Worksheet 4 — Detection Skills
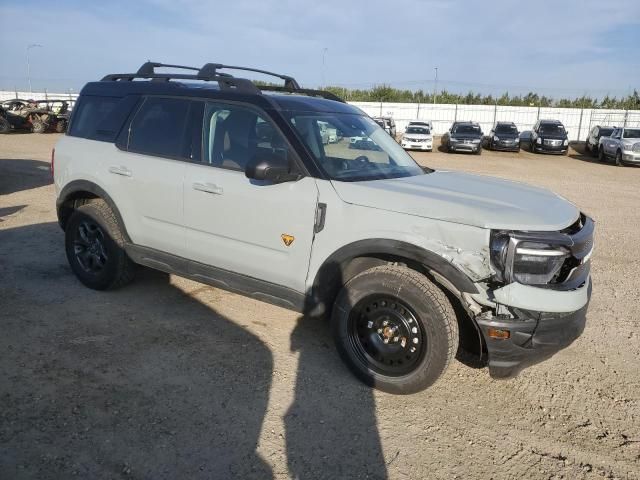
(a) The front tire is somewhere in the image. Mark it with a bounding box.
[31,120,46,134]
[598,147,606,163]
[332,265,458,394]
[0,117,10,134]
[65,200,135,290]
[615,150,623,167]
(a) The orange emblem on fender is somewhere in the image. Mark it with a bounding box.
[281,234,295,247]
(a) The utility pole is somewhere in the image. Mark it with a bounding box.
[321,48,328,89]
[433,67,438,105]
[27,44,43,94]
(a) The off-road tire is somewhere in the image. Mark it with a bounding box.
[65,200,135,290]
[31,120,46,134]
[332,265,458,394]
[0,117,10,134]
[55,120,67,133]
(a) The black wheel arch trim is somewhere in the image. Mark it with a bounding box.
[56,180,131,242]
[308,239,479,315]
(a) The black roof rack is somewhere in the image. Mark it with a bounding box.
[101,61,344,102]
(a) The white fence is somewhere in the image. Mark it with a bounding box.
[3,90,638,141]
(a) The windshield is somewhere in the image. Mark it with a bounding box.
[495,124,518,134]
[539,124,565,135]
[599,128,614,137]
[406,127,430,135]
[453,125,481,135]
[623,129,640,139]
[287,112,426,182]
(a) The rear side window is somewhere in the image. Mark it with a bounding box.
[128,97,190,158]
[68,96,120,139]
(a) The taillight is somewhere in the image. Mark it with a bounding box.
[51,148,55,178]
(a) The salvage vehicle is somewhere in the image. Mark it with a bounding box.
[443,121,483,154]
[528,120,569,155]
[400,125,433,151]
[53,61,594,394]
[585,125,615,156]
[486,122,520,152]
[0,99,70,133]
[598,127,640,166]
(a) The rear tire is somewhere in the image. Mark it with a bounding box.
[31,120,46,134]
[55,120,67,133]
[332,265,458,394]
[65,200,135,290]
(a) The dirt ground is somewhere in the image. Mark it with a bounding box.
[1,133,639,480]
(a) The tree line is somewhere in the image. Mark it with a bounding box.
[323,85,640,110]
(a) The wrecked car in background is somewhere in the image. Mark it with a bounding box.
[0,99,71,134]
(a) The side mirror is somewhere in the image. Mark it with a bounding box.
[245,152,300,183]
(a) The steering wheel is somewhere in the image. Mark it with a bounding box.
[353,155,370,164]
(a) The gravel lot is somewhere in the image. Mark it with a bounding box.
[1,133,639,480]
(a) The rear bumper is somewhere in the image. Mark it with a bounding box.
[476,279,591,378]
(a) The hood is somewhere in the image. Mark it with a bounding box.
[331,171,579,231]
[494,132,519,139]
[538,131,567,139]
[451,133,483,140]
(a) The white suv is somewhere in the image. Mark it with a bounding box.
[53,62,594,394]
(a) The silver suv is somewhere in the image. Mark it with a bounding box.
[53,62,594,394]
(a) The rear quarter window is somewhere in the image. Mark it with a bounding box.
[68,95,139,142]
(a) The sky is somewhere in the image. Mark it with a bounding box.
[1,0,639,99]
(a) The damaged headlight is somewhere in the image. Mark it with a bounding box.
[490,233,570,285]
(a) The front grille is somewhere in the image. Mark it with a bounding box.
[544,139,562,146]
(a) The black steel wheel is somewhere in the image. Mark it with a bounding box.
[332,265,458,394]
[348,295,426,377]
[65,200,135,290]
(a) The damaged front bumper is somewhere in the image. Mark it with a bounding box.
[473,277,592,378]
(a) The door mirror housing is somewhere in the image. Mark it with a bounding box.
[245,152,300,183]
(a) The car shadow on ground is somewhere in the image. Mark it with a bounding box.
[0,221,388,480]
[0,158,52,195]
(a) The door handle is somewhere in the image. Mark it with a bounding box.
[108,165,132,177]
[193,182,223,195]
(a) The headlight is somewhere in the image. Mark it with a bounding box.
[450,137,459,143]
[490,233,570,285]
[494,136,500,141]
[536,137,542,144]
[623,142,635,152]
[564,139,569,146]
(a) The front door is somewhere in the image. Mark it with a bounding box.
[183,102,318,292]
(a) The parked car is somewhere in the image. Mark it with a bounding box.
[372,116,396,138]
[443,121,483,154]
[585,125,615,156]
[54,61,594,394]
[319,120,338,144]
[598,127,640,166]
[486,122,520,152]
[400,125,433,151]
[528,120,569,155]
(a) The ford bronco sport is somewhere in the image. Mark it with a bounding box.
[54,62,594,394]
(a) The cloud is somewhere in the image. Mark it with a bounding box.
[0,0,638,98]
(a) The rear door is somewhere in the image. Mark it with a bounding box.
[109,96,196,257]
[183,101,319,292]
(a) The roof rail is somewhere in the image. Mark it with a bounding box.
[101,61,344,102]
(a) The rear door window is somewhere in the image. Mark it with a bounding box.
[128,97,190,158]
[68,96,121,139]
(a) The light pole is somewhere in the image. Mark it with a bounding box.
[27,43,43,94]
[321,48,328,89]
[433,67,438,105]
